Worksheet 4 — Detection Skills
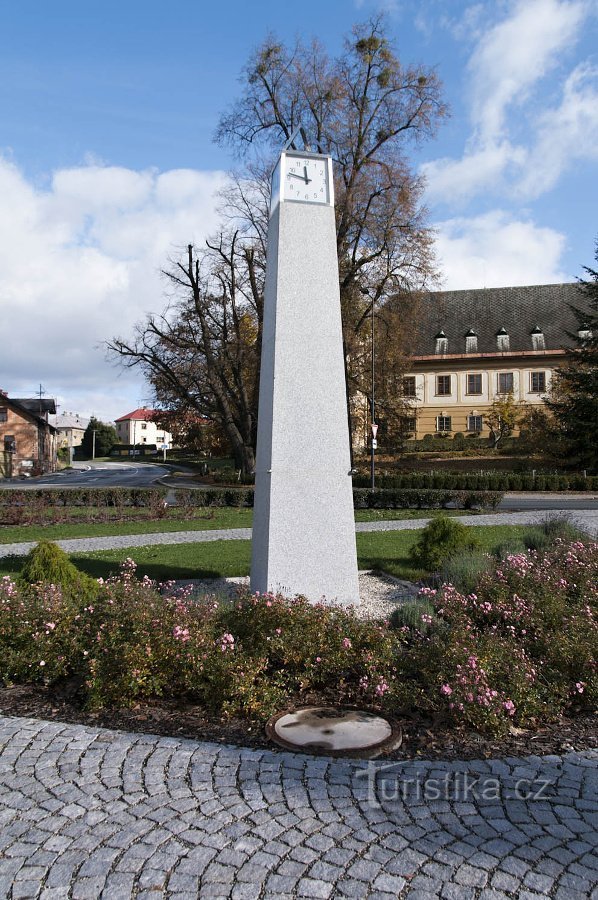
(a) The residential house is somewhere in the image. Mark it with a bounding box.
[114,408,173,451]
[0,391,58,477]
[49,413,90,453]
[398,282,587,440]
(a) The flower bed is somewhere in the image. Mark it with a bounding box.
[0,540,595,739]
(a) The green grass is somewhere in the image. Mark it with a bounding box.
[0,508,254,543]
[0,506,471,544]
[0,524,532,584]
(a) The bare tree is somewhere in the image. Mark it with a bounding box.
[108,238,262,475]
[217,17,446,439]
[109,17,446,466]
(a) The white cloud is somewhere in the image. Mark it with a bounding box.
[517,61,598,197]
[422,140,525,204]
[435,211,568,289]
[468,0,586,141]
[423,0,591,205]
[0,157,228,420]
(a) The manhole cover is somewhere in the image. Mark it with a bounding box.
[266,706,401,757]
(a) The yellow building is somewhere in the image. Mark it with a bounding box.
[402,283,588,439]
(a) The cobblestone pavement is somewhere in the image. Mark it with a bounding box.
[0,717,596,899]
[1,509,597,558]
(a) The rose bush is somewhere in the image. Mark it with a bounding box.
[1,539,595,736]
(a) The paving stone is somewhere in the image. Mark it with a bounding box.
[454,864,489,887]
[296,877,335,898]
[441,885,476,900]
[1,716,596,900]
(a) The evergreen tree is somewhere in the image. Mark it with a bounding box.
[547,242,598,471]
[81,417,118,458]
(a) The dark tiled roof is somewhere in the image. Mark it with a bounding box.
[410,283,587,356]
[2,397,57,430]
[13,398,57,415]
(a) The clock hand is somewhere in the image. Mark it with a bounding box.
[303,166,312,184]
[287,172,307,180]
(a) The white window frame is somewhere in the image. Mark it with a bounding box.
[467,415,483,432]
[466,373,482,395]
[436,375,452,396]
[436,415,452,433]
[530,371,546,393]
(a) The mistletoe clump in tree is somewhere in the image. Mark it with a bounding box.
[108,17,446,475]
[547,242,598,471]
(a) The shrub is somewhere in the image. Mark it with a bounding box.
[493,539,527,560]
[19,541,98,600]
[389,597,437,633]
[215,593,401,717]
[441,551,493,595]
[1,541,595,739]
[402,539,598,734]
[409,516,480,571]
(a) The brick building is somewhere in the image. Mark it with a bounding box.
[0,392,58,478]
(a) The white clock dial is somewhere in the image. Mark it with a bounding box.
[283,154,329,204]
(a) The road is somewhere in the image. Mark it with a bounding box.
[0,461,170,489]
[1,463,597,514]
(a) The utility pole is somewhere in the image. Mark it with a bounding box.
[92,429,96,460]
[370,296,377,490]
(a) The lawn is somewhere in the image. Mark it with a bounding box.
[0,524,532,583]
[0,506,473,544]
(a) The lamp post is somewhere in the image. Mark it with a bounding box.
[370,294,376,490]
[360,287,377,490]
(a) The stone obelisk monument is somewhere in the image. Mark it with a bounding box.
[250,136,359,605]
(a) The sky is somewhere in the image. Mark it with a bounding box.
[0,0,596,423]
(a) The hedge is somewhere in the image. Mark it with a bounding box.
[0,488,169,524]
[0,488,168,509]
[352,488,503,510]
[0,486,503,521]
[352,472,598,492]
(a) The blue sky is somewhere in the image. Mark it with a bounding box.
[0,0,596,422]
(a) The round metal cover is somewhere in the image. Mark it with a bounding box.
[266,706,400,757]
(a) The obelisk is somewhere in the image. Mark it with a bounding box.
[250,138,359,605]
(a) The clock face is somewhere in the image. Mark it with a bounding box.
[283,154,329,204]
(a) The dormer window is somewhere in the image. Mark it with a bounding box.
[465,329,478,353]
[531,326,545,350]
[435,329,448,354]
[578,325,593,343]
[496,327,510,351]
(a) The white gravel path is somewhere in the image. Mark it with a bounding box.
[165,570,421,619]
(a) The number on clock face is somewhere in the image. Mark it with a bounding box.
[283,155,329,204]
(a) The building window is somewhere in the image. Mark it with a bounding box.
[467,415,483,433]
[4,435,16,452]
[498,372,514,393]
[436,375,452,396]
[466,373,482,394]
[400,416,416,433]
[465,330,478,353]
[530,371,546,393]
[402,376,416,397]
[531,327,545,350]
[436,416,451,433]
[141,423,147,430]
[0,407,7,423]
[435,330,448,354]
[496,328,510,351]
